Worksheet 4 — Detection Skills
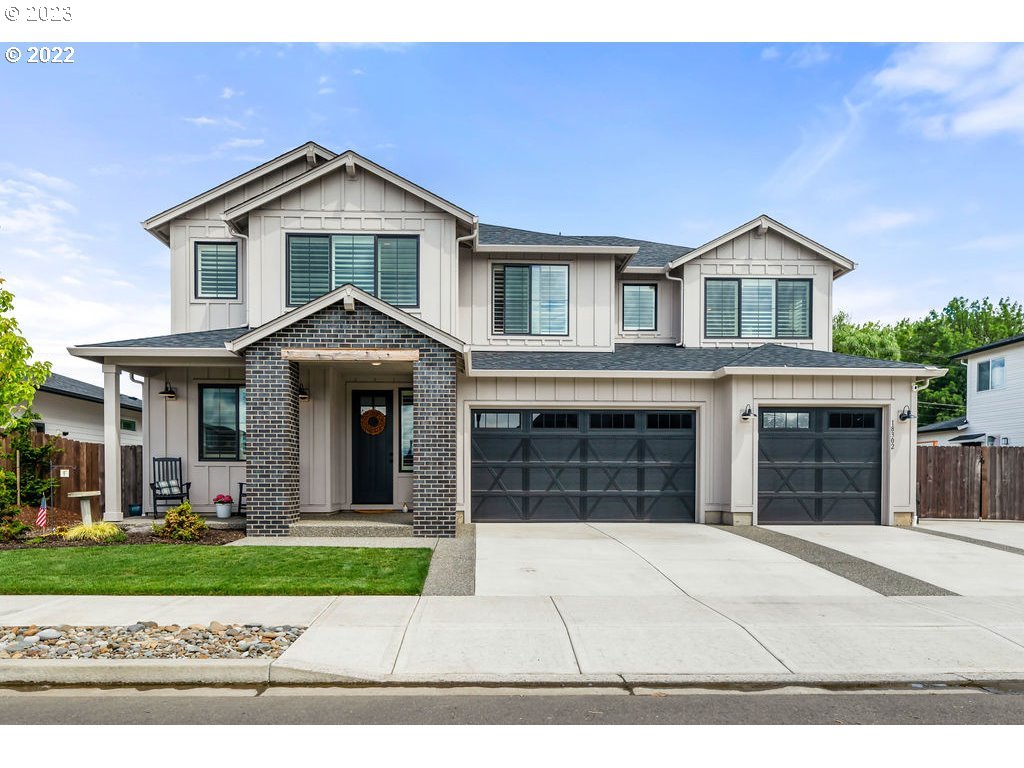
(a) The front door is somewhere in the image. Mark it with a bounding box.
[352,390,394,505]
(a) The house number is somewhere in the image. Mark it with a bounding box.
[890,420,895,451]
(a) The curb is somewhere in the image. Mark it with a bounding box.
[0,659,270,685]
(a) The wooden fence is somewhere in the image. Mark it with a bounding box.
[0,432,143,516]
[917,446,1024,520]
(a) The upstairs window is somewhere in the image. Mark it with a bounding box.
[705,278,811,339]
[622,284,657,331]
[195,242,239,300]
[492,264,569,336]
[978,358,1005,391]
[286,234,419,307]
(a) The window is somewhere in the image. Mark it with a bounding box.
[762,412,811,430]
[399,389,414,472]
[590,412,636,429]
[286,234,419,307]
[199,385,246,461]
[473,412,522,429]
[492,264,569,335]
[828,411,876,429]
[978,358,1005,392]
[622,284,657,331]
[531,412,578,429]
[195,242,239,300]
[647,412,693,430]
[704,278,811,339]
[120,418,137,432]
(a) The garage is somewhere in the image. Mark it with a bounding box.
[758,407,882,524]
[471,409,696,522]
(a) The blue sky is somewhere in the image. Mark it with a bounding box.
[2,42,1023,390]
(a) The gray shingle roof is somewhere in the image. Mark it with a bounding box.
[918,415,968,433]
[83,327,249,349]
[470,343,930,372]
[479,223,693,268]
[40,373,143,411]
[951,333,1024,360]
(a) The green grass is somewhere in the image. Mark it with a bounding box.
[0,545,432,596]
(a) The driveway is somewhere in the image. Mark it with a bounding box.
[475,523,875,598]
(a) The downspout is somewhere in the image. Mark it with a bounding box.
[455,217,479,343]
[665,266,685,347]
[224,216,250,328]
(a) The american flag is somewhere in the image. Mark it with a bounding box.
[35,497,47,529]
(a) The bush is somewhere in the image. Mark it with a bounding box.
[61,522,126,543]
[0,519,30,541]
[153,500,207,542]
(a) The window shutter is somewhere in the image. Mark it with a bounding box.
[622,284,656,331]
[332,235,376,295]
[705,280,739,337]
[740,279,775,337]
[775,281,811,337]
[377,237,419,306]
[196,243,238,299]
[288,236,331,305]
[530,264,569,335]
[493,265,530,334]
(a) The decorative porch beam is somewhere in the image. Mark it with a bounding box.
[281,348,421,362]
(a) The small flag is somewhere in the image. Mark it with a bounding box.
[36,497,47,529]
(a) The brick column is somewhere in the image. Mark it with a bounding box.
[244,346,300,536]
[412,346,458,538]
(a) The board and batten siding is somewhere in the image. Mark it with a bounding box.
[964,342,1024,445]
[458,251,617,350]
[679,228,834,351]
[244,166,459,333]
[614,274,680,344]
[32,391,142,446]
[168,157,313,334]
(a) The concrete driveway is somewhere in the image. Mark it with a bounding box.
[475,523,875,598]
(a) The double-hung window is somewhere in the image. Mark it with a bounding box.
[199,384,246,461]
[195,242,239,300]
[704,278,811,339]
[978,358,1005,392]
[622,283,657,331]
[492,263,569,335]
[287,234,418,307]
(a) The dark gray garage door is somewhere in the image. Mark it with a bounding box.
[471,409,696,522]
[758,407,882,525]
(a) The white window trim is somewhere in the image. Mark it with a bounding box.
[192,239,244,304]
[488,259,574,340]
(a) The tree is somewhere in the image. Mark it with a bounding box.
[832,311,901,361]
[0,277,51,431]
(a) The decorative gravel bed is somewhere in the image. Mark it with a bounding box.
[0,622,305,659]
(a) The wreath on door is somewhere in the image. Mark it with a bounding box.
[360,409,387,436]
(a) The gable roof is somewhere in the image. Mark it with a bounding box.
[918,415,968,433]
[142,142,335,238]
[951,333,1024,360]
[226,284,466,354]
[665,214,856,277]
[222,150,476,227]
[40,372,144,411]
[478,223,692,267]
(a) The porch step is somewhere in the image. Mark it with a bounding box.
[289,513,414,538]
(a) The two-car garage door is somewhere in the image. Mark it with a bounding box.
[470,409,696,522]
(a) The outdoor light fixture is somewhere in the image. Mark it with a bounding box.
[371,361,383,367]
[898,405,915,422]
[740,404,756,422]
[157,381,177,400]
[298,384,311,402]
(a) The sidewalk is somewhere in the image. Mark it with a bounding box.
[4,592,1024,687]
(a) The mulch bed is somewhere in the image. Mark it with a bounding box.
[12,504,83,529]
[0,528,245,551]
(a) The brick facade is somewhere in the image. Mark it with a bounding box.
[242,298,460,538]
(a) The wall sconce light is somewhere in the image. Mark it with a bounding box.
[157,381,177,400]
[740,404,756,422]
[898,405,915,422]
[298,384,311,402]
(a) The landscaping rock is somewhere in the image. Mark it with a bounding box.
[37,628,62,640]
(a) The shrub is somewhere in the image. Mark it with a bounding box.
[61,522,126,543]
[0,518,30,541]
[153,500,207,542]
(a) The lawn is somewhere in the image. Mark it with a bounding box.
[0,545,433,596]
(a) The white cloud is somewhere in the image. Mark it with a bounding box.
[767,98,863,194]
[318,87,335,96]
[957,233,1024,251]
[18,169,75,192]
[760,47,779,61]
[219,138,264,150]
[221,87,244,100]
[183,115,244,129]
[790,44,831,68]
[351,68,365,75]
[849,208,929,233]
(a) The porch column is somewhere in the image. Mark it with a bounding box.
[102,362,123,521]
[412,347,459,538]
[244,346,300,536]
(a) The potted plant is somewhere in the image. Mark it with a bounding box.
[212,494,233,519]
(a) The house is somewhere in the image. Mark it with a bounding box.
[31,372,143,446]
[68,142,946,536]
[918,333,1024,446]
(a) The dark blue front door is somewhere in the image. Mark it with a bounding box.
[352,390,393,505]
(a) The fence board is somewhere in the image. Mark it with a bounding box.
[918,445,1024,521]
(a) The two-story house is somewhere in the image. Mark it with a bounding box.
[69,142,945,537]
[918,334,1024,446]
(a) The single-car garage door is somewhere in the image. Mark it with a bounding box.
[758,407,882,525]
[471,409,696,522]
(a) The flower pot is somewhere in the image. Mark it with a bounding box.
[214,503,232,519]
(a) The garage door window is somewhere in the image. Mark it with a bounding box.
[647,412,693,429]
[762,411,810,429]
[828,411,877,429]
[473,412,522,429]
[590,412,636,429]
[531,412,578,429]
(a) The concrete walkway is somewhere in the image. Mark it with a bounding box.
[917,520,1024,551]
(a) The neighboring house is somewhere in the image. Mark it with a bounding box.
[918,334,1024,446]
[33,372,143,446]
[69,142,945,535]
